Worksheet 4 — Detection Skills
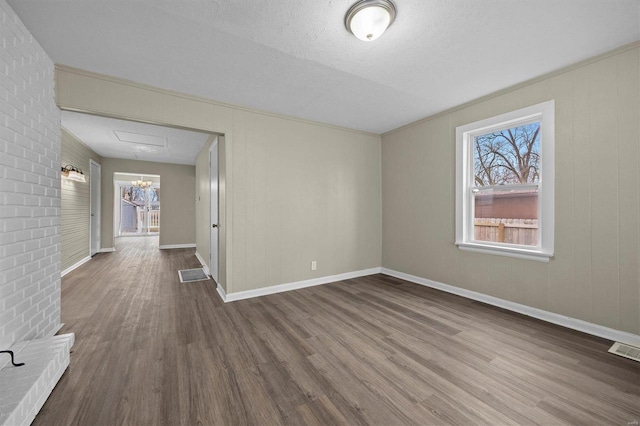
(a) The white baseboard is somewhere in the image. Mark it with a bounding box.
[381,267,640,347]
[159,243,196,250]
[217,283,227,302]
[194,251,211,276]
[61,256,91,277]
[98,248,115,253]
[219,267,382,303]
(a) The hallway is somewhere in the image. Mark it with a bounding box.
[35,236,223,424]
[34,237,640,425]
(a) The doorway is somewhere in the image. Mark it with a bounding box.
[60,108,224,286]
[115,173,160,237]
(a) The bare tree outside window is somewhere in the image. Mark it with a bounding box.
[472,122,541,246]
[473,123,540,186]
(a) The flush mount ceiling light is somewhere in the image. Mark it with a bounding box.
[345,0,396,41]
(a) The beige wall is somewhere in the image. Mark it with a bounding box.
[382,45,640,335]
[61,128,102,271]
[56,65,382,295]
[100,158,196,248]
[228,111,381,293]
[193,109,381,295]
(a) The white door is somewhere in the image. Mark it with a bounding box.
[90,160,101,256]
[210,139,219,283]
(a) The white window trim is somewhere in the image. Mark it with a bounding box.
[455,100,555,262]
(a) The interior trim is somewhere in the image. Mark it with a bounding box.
[158,244,196,250]
[216,282,227,302]
[212,262,640,346]
[381,267,640,347]
[61,256,91,277]
[194,251,211,277]
[216,267,383,303]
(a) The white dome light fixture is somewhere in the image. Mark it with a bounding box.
[345,0,396,42]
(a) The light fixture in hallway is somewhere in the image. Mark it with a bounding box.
[345,0,396,41]
[131,176,153,188]
[61,165,86,182]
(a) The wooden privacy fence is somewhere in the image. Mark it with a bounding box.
[474,218,538,246]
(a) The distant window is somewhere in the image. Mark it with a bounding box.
[455,101,555,261]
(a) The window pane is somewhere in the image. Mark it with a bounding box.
[473,122,540,186]
[474,187,538,246]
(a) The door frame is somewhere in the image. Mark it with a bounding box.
[209,138,219,283]
[58,102,229,291]
[114,175,160,238]
[89,159,101,256]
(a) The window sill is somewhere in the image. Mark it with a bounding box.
[456,242,552,262]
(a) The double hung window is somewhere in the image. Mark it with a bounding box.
[455,100,555,261]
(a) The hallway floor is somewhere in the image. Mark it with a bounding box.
[35,237,640,425]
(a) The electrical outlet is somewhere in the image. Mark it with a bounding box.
[311,260,317,271]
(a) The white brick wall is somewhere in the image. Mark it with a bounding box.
[0,0,61,351]
[0,333,74,426]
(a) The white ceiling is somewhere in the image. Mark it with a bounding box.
[61,111,211,165]
[9,0,640,134]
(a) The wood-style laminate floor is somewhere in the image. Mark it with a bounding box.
[35,236,640,425]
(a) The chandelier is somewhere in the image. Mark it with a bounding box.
[131,176,153,188]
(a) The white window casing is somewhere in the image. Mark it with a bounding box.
[455,100,555,262]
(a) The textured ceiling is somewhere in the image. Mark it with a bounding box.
[9,0,640,134]
[62,111,211,165]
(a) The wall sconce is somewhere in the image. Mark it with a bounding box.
[61,165,86,182]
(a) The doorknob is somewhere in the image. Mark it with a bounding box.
[212,224,218,228]
[91,214,95,217]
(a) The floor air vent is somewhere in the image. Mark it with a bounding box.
[178,268,209,283]
[608,342,640,362]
